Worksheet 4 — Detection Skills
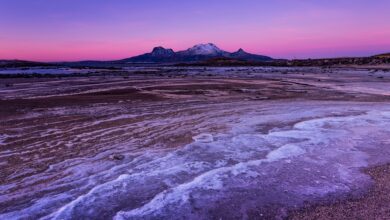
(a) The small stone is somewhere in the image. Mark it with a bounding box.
[110,154,125,160]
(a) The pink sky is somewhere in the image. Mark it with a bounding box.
[1,0,389,61]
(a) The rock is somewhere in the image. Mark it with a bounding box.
[110,154,125,160]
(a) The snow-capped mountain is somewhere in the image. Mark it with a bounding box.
[122,43,272,63]
[178,43,227,56]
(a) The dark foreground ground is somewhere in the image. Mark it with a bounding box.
[289,163,390,220]
[1,66,390,219]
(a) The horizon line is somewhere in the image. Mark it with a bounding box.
[1,52,387,63]
[1,43,389,63]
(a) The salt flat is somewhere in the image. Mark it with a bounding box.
[0,66,390,219]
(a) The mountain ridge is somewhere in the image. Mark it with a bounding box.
[121,43,273,63]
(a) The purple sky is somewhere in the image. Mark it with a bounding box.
[1,0,389,61]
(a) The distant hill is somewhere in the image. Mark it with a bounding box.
[120,43,273,63]
[288,55,390,66]
[374,53,390,58]
[177,55,390,67]
[0,60,53,68]
[176,57,287,67]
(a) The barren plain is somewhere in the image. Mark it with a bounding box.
[1,66,390,219]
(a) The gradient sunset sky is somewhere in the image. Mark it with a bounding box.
[1,0,389,61]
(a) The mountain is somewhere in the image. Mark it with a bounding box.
[177,43,228,56]
[229,48,272,62]
[126,46,176,62]
[150,47,175,57]
[121,43,272,63]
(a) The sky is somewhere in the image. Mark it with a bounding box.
[0,0,389,61]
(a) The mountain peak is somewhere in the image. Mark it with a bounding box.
[236,48,246,53]
[152,46,165,51]
[186,43,224,55]
[193,43,218,48]
[151,47,175,56]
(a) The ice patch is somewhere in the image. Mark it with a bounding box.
[2,102,390,219]
[192,133,214,143]
[267,144,305,161]
[0,134,9,146]
[380,111,390,118]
